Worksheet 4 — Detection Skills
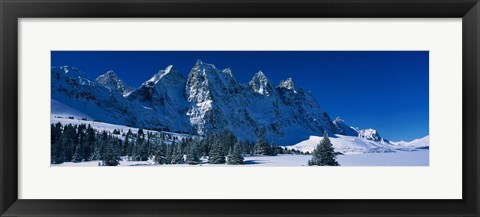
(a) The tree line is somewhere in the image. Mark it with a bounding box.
[51,122,307,166]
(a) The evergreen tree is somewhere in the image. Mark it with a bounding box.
[85,125,96,160]
[133,130,148,161]
[227,141,244,165]
[308,132,339,166]
[220,129,236,155]
[208,141,226,164]
[166,141,175,164]
[101,138,121,166]
[185,141,201,165]
[265,141,278,156]
[71,124,87,162]
[138,129,144,137]
[200,138,210,157]
[91,130,108,161]
[147,132,158,157]
[71,144,83,162]
[154,141,169,165]
[51,123,65,164]
[124,129,134,157]
[255,128,271,155]
[170,143,185,164]
[61,124,78,161]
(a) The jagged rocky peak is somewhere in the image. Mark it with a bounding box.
[333,117,359,136]
[334,117,388,142]
[185,60,213,102]
[97,70,117,78]
[96,70,134,95]
[192,59,216,72]
[186,60,239,102]
[145,65,184,86]
[221,67,236,80]
[195,59,204,66]
[192,59,236,80]
[52,65,84,76]
[95,70,120,85]
[277,78,297,92]
[357,128,382,141]
[249,71,275,96]
[129,65,186,101]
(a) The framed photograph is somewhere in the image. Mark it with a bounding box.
[1,0,479,216]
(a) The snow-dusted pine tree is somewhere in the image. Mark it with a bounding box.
[308,132,339,166]
[154,141,169,165]
[208,141,226,164]
[227,141,244,165]
[185,142,201,165]
[51,123,65,164]
[255,128,270,155]
[171,143,185,164]
[101,138,121,166]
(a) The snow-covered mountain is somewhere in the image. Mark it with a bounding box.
[288,134,396,154]
[356,128,387,142]
[126,65,192,133]
[51,60,421,148]
[289,132,429,154]
[182,60,336,145]
[95,70,134,96]
[392,135,429,149]
[51,66,134,125]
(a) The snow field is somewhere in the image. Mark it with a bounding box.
[53,150,428,167]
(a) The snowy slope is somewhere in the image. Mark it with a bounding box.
[289,134,398,154]
[51,115,195,143]
[290,133,429,154]
[392,135,429,148]
[51,99,92,119]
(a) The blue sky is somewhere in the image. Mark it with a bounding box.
[51,51,429,141]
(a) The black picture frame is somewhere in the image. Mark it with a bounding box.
[1,0,479,216]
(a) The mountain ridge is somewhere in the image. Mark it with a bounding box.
[51,60,407,146]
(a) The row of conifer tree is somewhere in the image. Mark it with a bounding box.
[51,122,306,166]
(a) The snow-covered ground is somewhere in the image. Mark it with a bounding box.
[52,115,145,135]
[51,99,92,119]
[337,150,428,166]
[289,134,429,154]
[51,115,195,142]
[52,150,429,167]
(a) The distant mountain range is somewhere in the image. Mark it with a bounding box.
[51,60,427,148]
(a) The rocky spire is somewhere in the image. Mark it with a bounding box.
[277,78,297,93]
[249,71,274,96]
